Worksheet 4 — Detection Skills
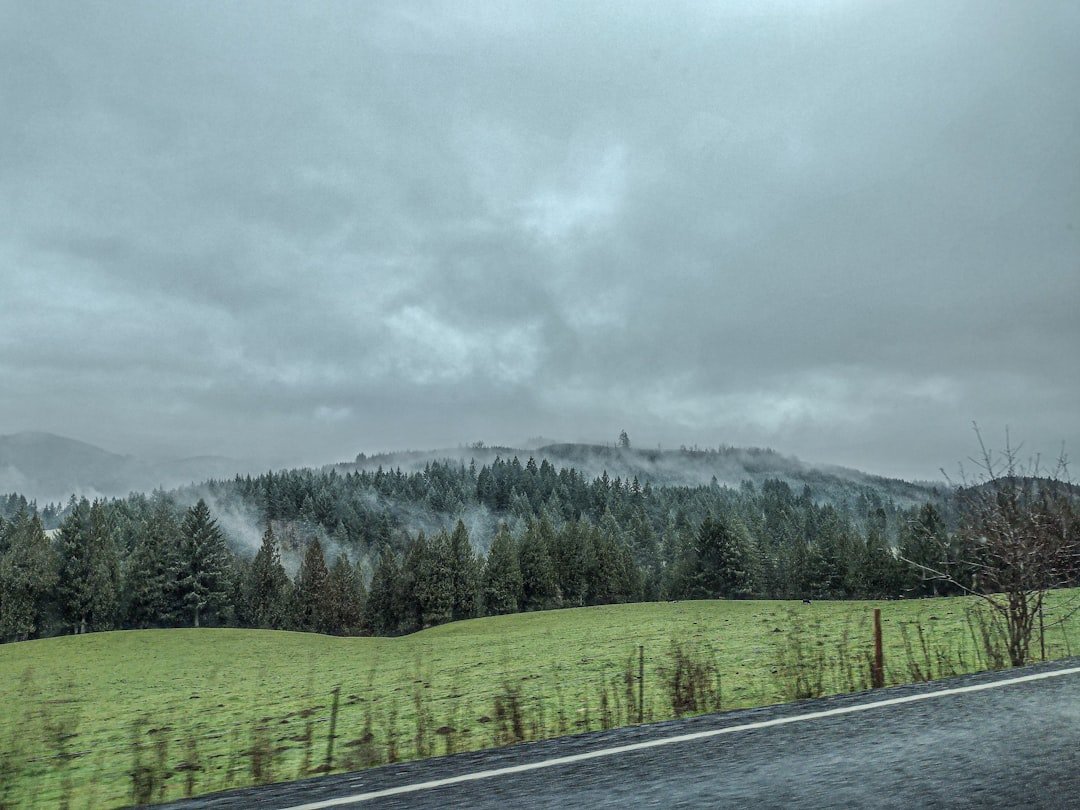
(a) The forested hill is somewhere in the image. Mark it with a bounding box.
[345,443,942,508]
[0,440,972,644]
[1,446,967,643]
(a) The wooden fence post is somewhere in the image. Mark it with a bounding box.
[638,645,645,724]
[326,686,341,770]
[1039,601,1046,661]
[872,608,885,689]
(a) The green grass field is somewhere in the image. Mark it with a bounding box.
[2,592,1078,808]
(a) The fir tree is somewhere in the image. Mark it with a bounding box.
[366,544,401,635]
[56,498,120,634]
[245,525,290,629]
[483,524,522,615]
[325,553,365,635]
[0,509,58,641]
[175,499,233,628]
[550,520,590,607]
[293,538,330,633]
[519,519,559,610]
[860,514,901,599]
[899,503,948,596]
[398,531,429,633]
[691,515,752,599]
[447,520,479,621]
[416,531,453,628]
[125,497,181,628]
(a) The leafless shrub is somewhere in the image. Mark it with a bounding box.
[901,427,1079,667]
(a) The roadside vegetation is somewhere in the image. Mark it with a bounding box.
[2,592,1078,808]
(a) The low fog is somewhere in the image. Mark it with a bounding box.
[1,1,1077,482]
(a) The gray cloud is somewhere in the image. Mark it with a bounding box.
[1,0,1077,480]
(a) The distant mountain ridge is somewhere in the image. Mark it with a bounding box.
[1,431,946,508]
[0,432,250,504]
[345,442,944,507]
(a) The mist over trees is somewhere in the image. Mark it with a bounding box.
[0,450,1076,643]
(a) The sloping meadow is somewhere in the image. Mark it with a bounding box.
[2,592,1078,808]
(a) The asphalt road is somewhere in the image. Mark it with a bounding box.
[167,658,1080,809]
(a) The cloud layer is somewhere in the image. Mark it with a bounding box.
[2,1,1077,479]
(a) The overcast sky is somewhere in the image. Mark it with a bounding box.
[1,1,1077,480]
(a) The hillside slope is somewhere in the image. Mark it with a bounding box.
[346,443,943,507]
[2,593,1078,808]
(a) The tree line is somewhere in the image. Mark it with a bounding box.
[1,453,1076,643]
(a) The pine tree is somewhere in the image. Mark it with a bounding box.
[125,497,181,628]
[293,538,330,633]
[691,515,752,599]
[245,526,290,629]
[354,558,370,634]
[325,553,365,635]
[0,509,58,642]
[366,544,401,635]
[628,510,660,598]
[447,520,479,621]
[551,520,590,607]
[860,514,900,598]
[899,503,948,596]
[175,499,232,628]
[518,519,559,610]
[661,513,695,599]
[416,531,453,628]
[398,531,429,633]
[483,524,522,615]
[56,498,120,634]
[585,522,642,605]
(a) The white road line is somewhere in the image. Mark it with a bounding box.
[281,664,1080,810]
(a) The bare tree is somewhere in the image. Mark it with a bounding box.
[901,426,1078,667]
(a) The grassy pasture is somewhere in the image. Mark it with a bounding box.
[2,591,1078,808]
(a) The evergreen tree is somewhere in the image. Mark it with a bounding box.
[293,538,330,632]
[447,520,479,621]
[398,531,428,633]
[628,510,660,599]
[587,514,641,604]
[690,515,752,599]
[518,519,559,610]
[325,553,365,635]
[483,524,522,615]
[245,525,290,629]
[125,497,182,628]
[366,544,401,635]
[551,520,590,607]
[899,503,948,596]
[860,517,901,599]
[175,499,232,628]
[56,498,120,634]
[661,513,696,599]
[0,509,58,642]
[354,558,371,633]
[416,531,453,628]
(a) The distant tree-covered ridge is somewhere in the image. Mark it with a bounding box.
[1,453,1076,642]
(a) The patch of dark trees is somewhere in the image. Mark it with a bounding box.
[1,457,1076,643]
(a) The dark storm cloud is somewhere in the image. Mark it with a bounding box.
[1,0,1077,479]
